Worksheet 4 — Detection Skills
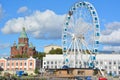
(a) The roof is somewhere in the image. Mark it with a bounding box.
[6,58,28,60]
[19,27,28,38]
[29,42,35,48]
[46,68,94,70]
[17,43,25,49]
[5,56,35,60]
[44,44,61,48]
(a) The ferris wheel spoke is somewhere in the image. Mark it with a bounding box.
[70,17,76,33]
[81,39,93,58]
[65,31,73,37]
[78,38,91,62]
[66,40,73,55]
[76,38,84,61]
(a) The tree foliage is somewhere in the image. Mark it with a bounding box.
[49,48,63,54]
[33,52,46,60]
[34,68,39,74]
[14,53,29,58]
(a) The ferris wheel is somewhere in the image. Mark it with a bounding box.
[62,1,100,68]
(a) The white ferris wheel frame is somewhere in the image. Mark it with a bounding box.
[62,1,100,68]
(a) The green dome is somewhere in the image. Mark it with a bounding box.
[19,27,28,38]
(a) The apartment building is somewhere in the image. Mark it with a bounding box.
[43,54,120,76]
[0,56,41,75]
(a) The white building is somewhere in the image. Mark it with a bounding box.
[44,44,61,54]
[43,54,120,76]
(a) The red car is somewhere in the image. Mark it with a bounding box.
[99,77,107,80]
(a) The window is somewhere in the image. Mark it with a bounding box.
[20,62,22,66]
[51,66,53,68]
[24,68,26,70]
[109,61,112,65]
[44,62,46,65]
[44,66,46,68]
[12,62,14,66]
[114,71,116,74]
[109,66,111,69]
[55,65,57,69]
[55,61,57,64]
[100,61,103,65]
[79,61,81,64]
[78,71,84,75]
[118,66,120,69]
[51,47,54,50]
[119,71,120,74]
[67,70,72,74]
[114,61,116,65]
[16,62,18,66]
[47,61,49,64]
[96,61,98,64]
[105,66,107,69]
[51,61,53,64]
[7,63,9,66]
[109,71,112,75]
[1,63,3,66]
[30,62,32,66]
[76,61,78,64]
[24,62,26,66]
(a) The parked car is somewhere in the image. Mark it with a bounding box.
[99,77,107,80]
[85,76,92,80]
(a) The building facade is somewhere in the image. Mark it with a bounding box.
[11,27,37,57]
[0,56,41,75]
[44,45,61,54]
[43,54,120,76]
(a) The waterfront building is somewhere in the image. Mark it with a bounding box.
[44,44,61,54]
[0,56,41,75]
[11,27,37,57]
[43,54,120,76]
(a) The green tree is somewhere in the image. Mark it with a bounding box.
[34,68,39,74]
[49,48,63,54]
[33,52,46,60]
[14,53,29,58]
[55,48,63,54]
[14,54,22,58]
[22,53,29,58]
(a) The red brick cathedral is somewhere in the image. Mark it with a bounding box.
[11,27,37,57]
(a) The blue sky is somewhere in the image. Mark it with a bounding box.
[0,0,120,56]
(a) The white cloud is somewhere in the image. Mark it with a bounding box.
[0,43,10,49]
[1,10,65,39]
[103,46,120,52]
[101,22,120,45]
[17,6,28,13]
[0,4,3,19]
[102,22,120,35]
[101,29,120,45]
[100,22,120,52]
